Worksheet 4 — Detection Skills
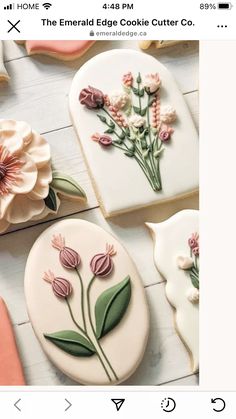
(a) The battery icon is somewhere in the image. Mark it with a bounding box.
[218,2,233,8]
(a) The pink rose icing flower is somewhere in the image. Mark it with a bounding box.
[90,244,116,277]
[159,124,174,142]
[43,270,72,299]
[144,73,161,94]
[51,234,81,269]
[79,86,104,109]
[122,72,133,87]
[0,120,51,234]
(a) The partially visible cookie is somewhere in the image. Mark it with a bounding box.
[16,40,95,61]
[146,209,199,372]
[0,41,9,82]
[139,40,184,50]
[0,297,25,385]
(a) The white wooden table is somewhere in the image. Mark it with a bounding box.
[0,40,199,386]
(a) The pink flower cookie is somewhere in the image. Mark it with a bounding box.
[16,40,95,61]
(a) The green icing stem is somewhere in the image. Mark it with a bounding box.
[87,276,119,382]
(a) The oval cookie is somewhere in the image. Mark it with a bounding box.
[24,219,149,385]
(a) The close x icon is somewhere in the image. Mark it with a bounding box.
[7,19,21,33]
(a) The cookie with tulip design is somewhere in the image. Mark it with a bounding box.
[16,40,95,61]
[69,49,198,217]
[146,209,199,372]
[24,219,149,385]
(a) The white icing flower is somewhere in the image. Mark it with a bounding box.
[129,115,146,128]
[160,105,177,124]
[177,255,194,270]
[143,73,161,93]
[109,90,130,110]
[186,287,199,304]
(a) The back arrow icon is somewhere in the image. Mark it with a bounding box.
[65,399,72,411]
[211,398,226,412]
[14,398,22,412]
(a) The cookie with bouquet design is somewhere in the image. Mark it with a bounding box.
[146,209,199,372]
[24,218,149,385]
[69,49,198,217]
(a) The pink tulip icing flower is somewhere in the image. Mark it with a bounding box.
[90,244,116,277]
[43,270,72,299]
[91,133,113,147]
[79,86,104,109]
[51,234,81,269]
[188,232,199,256]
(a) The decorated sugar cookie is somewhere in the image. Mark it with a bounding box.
[69,49,198,217]
[0,120,86,233]
[139,40,183,50]
[0,41,9,82]
[24,219,149,385]
[0,298,25,385]
[17,40,95,61]
[146,209,199,372]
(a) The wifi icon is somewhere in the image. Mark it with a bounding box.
[43,2,52,9]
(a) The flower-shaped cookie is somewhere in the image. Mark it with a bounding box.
[0,120,52,233]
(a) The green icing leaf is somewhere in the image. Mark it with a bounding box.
[190,271,199,290]
[44,330,95,357]
[97,114,106,123]
[119,131,126,140]
[51,171,86,200]
[132,86,139,95]
[139,88,145,97]
[133,106,141,115]
[104,128,114,134]
[108,120,115,129]
[44,187,57,211]
[140,107,147,116]
[95,276,131,339]
[124,151,134,157]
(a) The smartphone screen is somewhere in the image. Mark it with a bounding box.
[0,1,235,417]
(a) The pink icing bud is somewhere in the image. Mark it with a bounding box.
[99,135,113,147]
[51,234,81,269]
[90,244,116,277]
[43,270,72,299]
[188,232,199,256]
[79,86,104,109]
[91,132,101,142]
